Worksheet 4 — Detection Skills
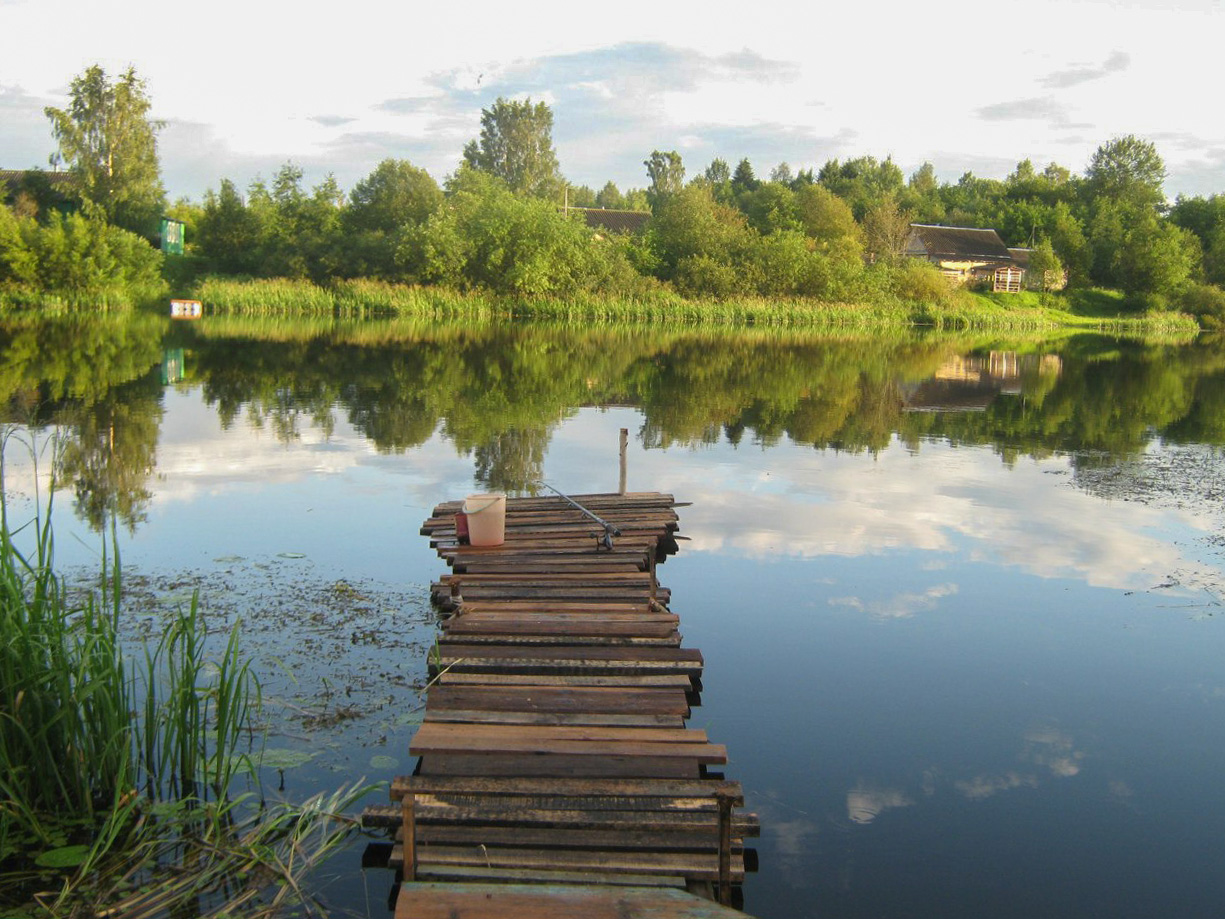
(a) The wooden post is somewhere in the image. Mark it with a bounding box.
[716,787,734,905]
[618,428,628,495]
[401,793,417,880]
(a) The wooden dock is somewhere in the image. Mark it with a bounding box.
[363,492,757,917]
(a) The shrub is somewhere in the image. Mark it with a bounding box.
[1180,282,1225,328]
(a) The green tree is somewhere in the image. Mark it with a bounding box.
[770,162,794,185]
[731,159,759,195]
[1026,239,1064,292]
[196,179,263,274]
[0,204,37,286]
[595,181,625,210]
[818,155,904,219]
[341,159,441,278]
[44,65,166,236]
[346,159,441,233]
[398,166,619,296]
[704,159,731,185]
[861,195,913,264]
[1085,135,1166,210]
[739,182,800,235]
[462,97,562,199]
[793,184,863,257]
[644,150,686,211]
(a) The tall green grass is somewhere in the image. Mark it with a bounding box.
[0,433,132,844]
[189,276,1203,337]
[195,276,500,319]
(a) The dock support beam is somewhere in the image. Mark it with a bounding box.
[619,428,628,495]
[716,787,733,905]
[401,793,417,881]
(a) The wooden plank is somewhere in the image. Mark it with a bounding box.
[392,776,745,805]
[417,754,705,779]
[410,846,745,882]
[439,572,656,584]
[425,685,691,716]
[450,601,660,614]
[414,825,748,852]
[435,673,695,689]
[445,611,679,624]
[437,634,682,648]
[394,883,749,919]
[436,646,702,663]
[404,806,760,837]
[409,728,724,761]
[424,709,687,728]
[411,722,709,747]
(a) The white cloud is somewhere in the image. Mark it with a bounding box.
[2,0,1220,198]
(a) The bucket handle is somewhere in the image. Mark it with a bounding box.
[463,495,503,516]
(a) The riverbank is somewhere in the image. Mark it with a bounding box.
[179,276,1201,336]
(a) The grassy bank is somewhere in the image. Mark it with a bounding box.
[189,276,1202,336]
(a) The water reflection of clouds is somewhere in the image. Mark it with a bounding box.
[829,583,959,619]
[846,783,914,825]
[628,433,1216,592]
[149,392,472,508]
[955,772,1038,800]
[953,726,1085,802]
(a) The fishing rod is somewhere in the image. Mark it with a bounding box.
[535,481,621,550]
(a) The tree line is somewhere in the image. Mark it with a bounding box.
[3,65,1225,326]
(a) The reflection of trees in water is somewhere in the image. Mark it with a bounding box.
[9,313,1225,536]
[0,315,166,533]
[473,428,549,494]
[57,378,163,532]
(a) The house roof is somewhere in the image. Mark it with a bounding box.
[1007,247,1033,269]
[908,224,1012,262]
[570,207,651,235]
[0,169,81,191]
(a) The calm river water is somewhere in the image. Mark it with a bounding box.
[3,314,1224,918]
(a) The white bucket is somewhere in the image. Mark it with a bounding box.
[463,493,506,546]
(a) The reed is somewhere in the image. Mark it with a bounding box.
[188,276,1204,336]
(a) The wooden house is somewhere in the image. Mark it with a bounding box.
[905,224,1023,293]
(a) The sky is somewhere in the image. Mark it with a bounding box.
[2,0,1223,203]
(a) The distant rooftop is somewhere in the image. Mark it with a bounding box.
[908,224,1012,262]
[569,207,651,235]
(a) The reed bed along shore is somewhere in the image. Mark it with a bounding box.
[0,431,368,918]
[189,276,1202,337]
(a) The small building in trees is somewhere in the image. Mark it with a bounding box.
[568,207,651,236]
[0,169,81,217]
[905,223,1024,292]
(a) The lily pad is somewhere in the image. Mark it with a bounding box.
[369,754,399,770]
[35,844,90,869]
[257,748,316,770]
[213,554,245,563]
[277,552,307,559]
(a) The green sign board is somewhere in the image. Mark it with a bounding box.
[160,218,184,255]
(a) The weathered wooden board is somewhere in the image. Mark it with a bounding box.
[424,685,691,716]
[395,883,751,919]
[434,672,696,689]
[416,754,706,779]
[393,775,745,804]
[424,709,687,728]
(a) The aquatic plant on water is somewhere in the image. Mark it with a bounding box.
[0,429,371,917]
